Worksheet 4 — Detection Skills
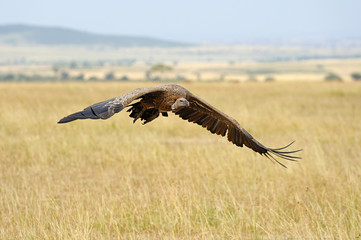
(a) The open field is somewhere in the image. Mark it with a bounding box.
[0,82,360,239]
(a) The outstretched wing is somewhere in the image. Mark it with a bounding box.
[174,93,301,167]
[58,86,165,124]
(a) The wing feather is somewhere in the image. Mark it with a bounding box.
[58,86,166,124]
[173,93,301,167]
[188,112,203,122]
[209,119,219,133]
[196,114,209,125]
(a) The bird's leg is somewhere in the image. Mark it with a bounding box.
[127,101,157,123]
[127,102,146,123]
[141,109,160,125]
[132,108,146,123]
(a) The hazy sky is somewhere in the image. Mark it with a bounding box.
[1,0,360,43]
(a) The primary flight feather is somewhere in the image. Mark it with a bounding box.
[58,84,301,167]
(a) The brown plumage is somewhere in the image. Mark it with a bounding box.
[58,84,301,167]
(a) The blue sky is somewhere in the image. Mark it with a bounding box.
[1,0,360,43]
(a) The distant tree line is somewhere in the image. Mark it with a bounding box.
[52,59,137,69]
[0,59,138,67]
[2,59,361,83]
[2,71,361,82]
[0,72,130,82]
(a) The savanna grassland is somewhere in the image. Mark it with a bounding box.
[0,81,360,239]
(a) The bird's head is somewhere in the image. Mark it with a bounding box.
[171,98,190,112]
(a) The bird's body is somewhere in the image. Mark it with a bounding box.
[58,84,301,167]
[127,84,190,122]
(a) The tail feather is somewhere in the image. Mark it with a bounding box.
[58,106,99,124]
[58,111,88,124]
[58,97,123,124]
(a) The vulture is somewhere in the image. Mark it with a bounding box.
[58,84,301,167]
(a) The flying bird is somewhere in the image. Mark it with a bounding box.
[58,84,301,167]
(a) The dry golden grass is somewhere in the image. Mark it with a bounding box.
[0,82,360,239]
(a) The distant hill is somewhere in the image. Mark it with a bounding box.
[0,24,189,47]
